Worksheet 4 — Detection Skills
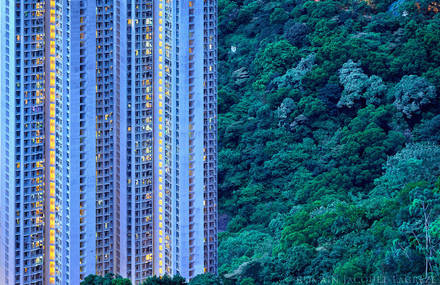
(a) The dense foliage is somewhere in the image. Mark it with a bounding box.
[81,274,220,285]
[217,0,440,283]
[81,273,131,285]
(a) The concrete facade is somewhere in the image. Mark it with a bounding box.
[0,0,217,283]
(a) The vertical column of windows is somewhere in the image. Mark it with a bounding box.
[114,1,122,272]
[2,0,13,282]
[202,0,217,274]
[155,0,168,277]
[126,1,133,278]
[126,1,154,282]
[14,2,22,280]
[173,0,181,273]
[163,0,173,276]
[15,1,46,283]
[78,0,87,279]
[187,0,196,278]
[113,0,122,274]
[95,0,116,275]
[53,0,67,282]
[61,0,72,281]
[45,0,57,283]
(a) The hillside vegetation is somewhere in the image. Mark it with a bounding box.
[217,0,440,283]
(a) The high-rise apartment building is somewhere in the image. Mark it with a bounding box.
[0,0,217,284]
[0,0,74,283]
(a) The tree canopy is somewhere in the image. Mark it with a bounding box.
[217,0,440,283]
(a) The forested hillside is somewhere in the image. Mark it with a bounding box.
[217,0,440,283]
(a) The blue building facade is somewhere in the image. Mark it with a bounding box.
[0,0,74,283]
[0,0,217,284]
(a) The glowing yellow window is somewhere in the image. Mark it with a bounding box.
[50,73,56,86]
[50,10,55,23]
[50,120,55,133]
[50,246,55,259]
[50,182,55,196]
[50,104,55,117]
[50,88,55,101]
[50,166,55,180]
[50,198,55,212]
[50,151,55,164]
[50,214,55,228]
[49,225,55,243]
[50,58,55,70]
[50,44,55,55]
[50,135,55,148]
[49,262,55,276]
[49,182,55,196]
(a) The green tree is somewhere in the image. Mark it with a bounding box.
[189,273,222,285]
[373,143,440,196]
[81,274,131,285]
[270,8,289,24]
[253,40,300,89]
[337,60,387,108]
[141,275,186,285]
[391,75,436,118]
[284,22,309,47]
